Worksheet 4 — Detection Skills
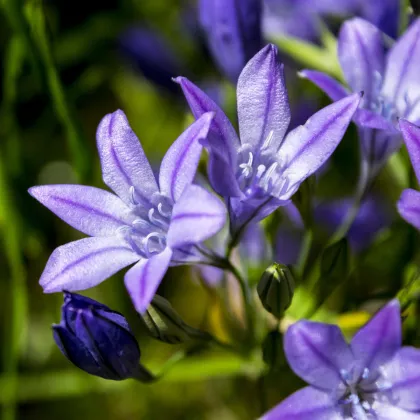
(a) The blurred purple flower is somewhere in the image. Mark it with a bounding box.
[29,111,227,313]
[119,27,224,104]
[263,0,399,43]
[275,202,304,265]
[119,28,184,94]
[262,300,420,419]
[53,292,143,380]
[198,0,262,83]
[398,119,420,230]
[315,195,392,252]
[275,195,391,264]
[302,18,420,174]
[176,44,361,236]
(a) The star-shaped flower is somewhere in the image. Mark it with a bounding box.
[176,44,361,236]
[29,110,226,313]
[262,300,420,419]
[302,18,420,173]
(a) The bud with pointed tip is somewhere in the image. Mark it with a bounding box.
[140,295,211,344]
[257,263,295,319]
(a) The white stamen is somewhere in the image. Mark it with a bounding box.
[239,152,254,178]
[262,130,274,150]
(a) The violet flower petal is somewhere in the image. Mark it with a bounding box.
[382,19,420,114]
[338,18,385,105]
[74,308,140,379]
[28,185,131,237]
[228,196,285,234]
[174,76,242,197]
[199,0,262,83]
[354,108,398,132]
[260,386,342,420]
[381,347,420,411]
[124,247,172,314]
[397,188,420,230]
[280,93,361,196]
[167,184,226,249]
[238,222,270,265]
[40,237,139,293]
[360,0,400,39]
[275,225,303,265]
[372,403,420,419]
[350,299,401,378]
[207,152,243,197]
[284,321,354,391]
[400,119,420,184]
[237,44,290,153]
[53,325,105,378]
[299,70,349,102]
[96,110,159,206]
[119,27,183,94]
[159,112,214,201]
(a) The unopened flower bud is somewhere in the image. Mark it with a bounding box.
[141,295,211,344]
[257,263,295,319]
[53,292,147,381]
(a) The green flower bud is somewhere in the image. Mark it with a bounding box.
[140,295,211,344]
[320,238,349,278]
[257,263,295,319]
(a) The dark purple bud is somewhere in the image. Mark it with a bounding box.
[53,292,141,381]
[199,0,262,82]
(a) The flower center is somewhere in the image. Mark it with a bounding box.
[236,131,290,199]
[118,188,173,258]
[370,71,420,124]
[338,368,393,419]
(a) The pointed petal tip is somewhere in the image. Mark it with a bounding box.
[28,185,41,199]
[97,109,127,139]
[297,70,308,79]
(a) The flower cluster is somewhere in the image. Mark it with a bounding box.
[26,3,420,419]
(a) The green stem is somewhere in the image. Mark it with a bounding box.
[296,229,313,277]
[0,32,28,420]
[0,151,28,420]
[1,0,43,84]
[328,161,371,245]
[224,259,255,345]
[24,1,90,180]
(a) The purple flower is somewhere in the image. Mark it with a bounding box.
[29,110,226,313]
[263,0,399,42]
[119,27,184,94]
[275,202,304,265]
[198,0,262,82]
[398,119,420,230]
[176,44,361,235]
[302,18,420,173]
[261,300,420,419]
[53,292,142,380]
[315,195,392,252]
